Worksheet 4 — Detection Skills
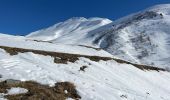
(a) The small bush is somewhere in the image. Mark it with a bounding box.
[79,66,88,72]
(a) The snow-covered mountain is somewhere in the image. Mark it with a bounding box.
[27,17,112,45]
[27,4,170,69]
[1,4,170,100]
[90,4,170,69]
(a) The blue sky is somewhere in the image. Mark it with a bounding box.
[0,0,170,35]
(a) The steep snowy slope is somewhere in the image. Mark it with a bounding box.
[0,33,170,100]
[27,17,112,45]
[87,4,170,69]
[26,4,170,69]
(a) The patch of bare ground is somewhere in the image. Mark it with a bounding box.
[78,45,102,50]
[113,58,165,71]
[0,79,81,100]
[0,46,165,71]
[0,46,112,64]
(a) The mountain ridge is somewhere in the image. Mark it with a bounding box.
[26,17,112,43]
[26,4,170,69]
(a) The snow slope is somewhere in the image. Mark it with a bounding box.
[7,87,28,95]
[88,4,170,69]
[0,35,169,100]
[0,33,170,100]
[27,17,112,45]
[0,33,112,57]
[26,4,170,69]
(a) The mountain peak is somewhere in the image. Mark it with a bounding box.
[26,17,112,42]
[65,17,88,22]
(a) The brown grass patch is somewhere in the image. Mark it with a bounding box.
[78,45,101,51]
[114,59,165,71]
[0,46,112,64]
[0,46,165,71]
[0,79,81,100]
[26,39,53,43]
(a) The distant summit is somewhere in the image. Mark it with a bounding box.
[26,17,112,43]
